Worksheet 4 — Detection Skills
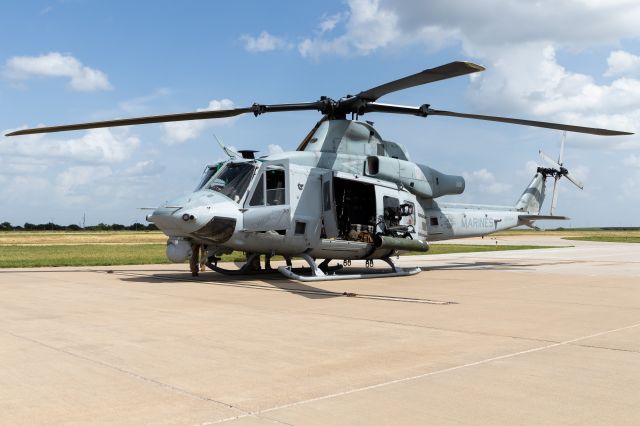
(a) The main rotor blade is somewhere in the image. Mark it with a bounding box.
[356,61,485,102]
[5,102,324,136]
[427,109,634,136]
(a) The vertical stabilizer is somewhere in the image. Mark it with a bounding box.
[515,172,546,213]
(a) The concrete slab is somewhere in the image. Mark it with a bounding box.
[1,239,639,425]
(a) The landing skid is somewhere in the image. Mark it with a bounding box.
[278,254,421,282]
[203,253,344,277]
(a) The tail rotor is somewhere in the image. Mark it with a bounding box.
[538,131,584,215]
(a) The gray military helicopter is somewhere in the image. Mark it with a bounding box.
[7,61,633,281]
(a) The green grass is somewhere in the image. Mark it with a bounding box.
[0,244,170,268]
[0,243,559,268]
[563,236,640,243]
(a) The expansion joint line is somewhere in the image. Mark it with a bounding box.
[210,321,640,424]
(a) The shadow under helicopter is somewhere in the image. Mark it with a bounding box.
[420,258,575,271]
[114,269,341,300]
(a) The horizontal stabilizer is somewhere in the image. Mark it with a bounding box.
[519,215,569,221]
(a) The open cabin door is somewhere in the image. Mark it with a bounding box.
[243,161,291,232]
[321,171,339,238]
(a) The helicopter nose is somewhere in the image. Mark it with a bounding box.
[148,192,239,242]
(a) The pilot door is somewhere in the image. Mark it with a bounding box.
[243,161,291,232]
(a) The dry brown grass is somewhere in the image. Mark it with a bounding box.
[0,231,167,245]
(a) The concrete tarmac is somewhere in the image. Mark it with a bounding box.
[1,238,639,425]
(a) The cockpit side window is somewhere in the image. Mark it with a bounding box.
[195,163,222,191]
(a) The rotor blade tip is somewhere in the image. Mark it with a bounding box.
[463,61,485,71]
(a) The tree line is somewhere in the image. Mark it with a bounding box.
[0,222,158,231]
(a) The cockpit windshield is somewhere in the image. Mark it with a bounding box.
[205,162,256,203]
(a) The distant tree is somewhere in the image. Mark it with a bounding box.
[0,221,12,231]
[127,222,146,231]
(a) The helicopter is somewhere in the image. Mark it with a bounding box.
[6,61,633,281]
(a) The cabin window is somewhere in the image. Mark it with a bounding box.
[383,196,401,227]
[401,201,415,226]
[430,217,439,226]
[266,168,285,205]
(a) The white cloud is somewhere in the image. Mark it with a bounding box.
[318,13,347,33]
[240,31,291,52]
[162,99,237,144]
[463,168,512,194]
[298,0,398,59]
[1,127,139,164]
[605,50,640,77]
[0,175,51,205]
[4,52,111,91]
[56,166,112,197]
[294,1,640,149]
[123,160,164,177]
[267,144,284,155]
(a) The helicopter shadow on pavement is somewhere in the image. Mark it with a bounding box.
[114,269,344,300]
[420,260,542,272]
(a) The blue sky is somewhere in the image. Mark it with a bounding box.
[1,0,639,227]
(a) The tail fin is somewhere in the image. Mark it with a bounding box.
[515,172,546,213]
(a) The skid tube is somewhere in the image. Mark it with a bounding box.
[278,254,421,282]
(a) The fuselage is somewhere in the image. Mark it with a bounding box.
[148,119,535,263]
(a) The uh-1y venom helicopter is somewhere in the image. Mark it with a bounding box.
[7,61,633,281]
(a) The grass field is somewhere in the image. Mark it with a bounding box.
[0,231,562,268]
[3,227,638,268]
[563,236,640,243]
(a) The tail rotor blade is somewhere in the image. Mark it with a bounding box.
[558,131,566,165]
[539,150,561,168]
[550,176,560,215]
[565,172,584,190]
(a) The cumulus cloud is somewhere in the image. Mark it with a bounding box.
[162,99,237,144]
[240,31,292,52]
[318,13,347,33]
[122,160,165,177]
[267,144,284,155]
[292,1,640,149]
[605,50,640,77]
[298,0,398,59]
[1,128,139,164]
[4,52,111,91]
[56,166,112,197]
[462,168,512,194]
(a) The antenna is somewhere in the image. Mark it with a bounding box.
[213,134,240,158]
